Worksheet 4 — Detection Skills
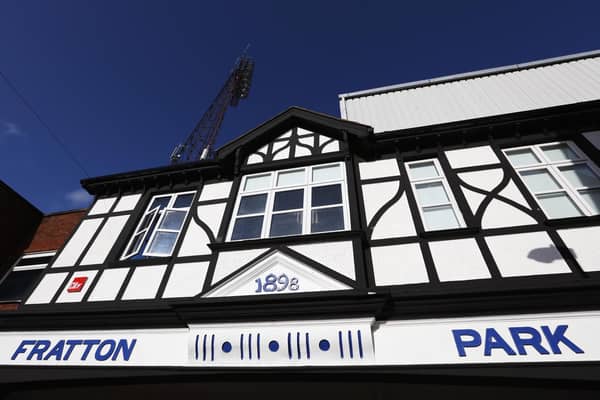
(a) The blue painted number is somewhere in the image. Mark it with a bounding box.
[255,274,299,293]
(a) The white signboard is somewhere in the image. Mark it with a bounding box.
[0,311,598,367]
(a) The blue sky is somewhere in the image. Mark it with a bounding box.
[1,0,599,213]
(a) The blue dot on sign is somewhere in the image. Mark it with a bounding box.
[319,339,330,351]
[222,341,232,353]
[268,340,279,352]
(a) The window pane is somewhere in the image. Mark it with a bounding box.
[140,209,157,229]
[422,205,459,230]
[159,210,186,230]
[312,184,343,207]
[147,231,178,255]
[231,216,264,240]
[269,211,303,237]
[311,207,344,233]
[126,232,145,255]
[505,149,541,166]
[579,188,600,214]
[408,162,439,180]
[520,169,562,193]
[273,189,303,211]
[238,194,267,215]
[244,174,271,191]
[0,269,44,302]
[537,192,583,218]
[173,193,194,208]
[276,169,305,187]
[559,164,600,188]
[415,181,449,206]
[312,164,341,182]
[149,197,170,210]
[541,143,578,162]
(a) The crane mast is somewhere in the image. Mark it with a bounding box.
[170,55,255,163]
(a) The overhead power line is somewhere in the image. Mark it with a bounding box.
[0,70,90,177]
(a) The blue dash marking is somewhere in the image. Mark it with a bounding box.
[249,333,252,360]
[348,330,353,359]
[357,330,363,359]
[257,334,261,360]
[202,334,207,361]
[195,334,199,360]
[287,332,292,360]
[338,330,344,359]
[296,332,301,359]
[211,334,215,361]
[240,334,244,360]
[306,333,310,359]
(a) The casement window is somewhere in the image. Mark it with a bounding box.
[0,251,55,302]
[504,141,600,218]
[121,191,195,259]
[228,162,349,240]
[406,158,466,230]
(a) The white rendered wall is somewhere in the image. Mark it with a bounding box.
[445,146,500,169]
[121,265,167,300]
[162,262,209,298]
[430,238,491,282]
[558,226,600,272]
[52,219,103,268]
[88,197,117,215]
[87,268,130,302]
[371,244,429,286]
[358,159,400,180]
[289,241,355,280]
[113,193,142,212]
[25,273,69,304]
[56,270,98,303]
[80,215,129,265]
[212,248,269,284]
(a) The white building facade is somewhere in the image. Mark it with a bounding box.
[2,51,600,398]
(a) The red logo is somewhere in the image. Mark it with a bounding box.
[67,277,88,293]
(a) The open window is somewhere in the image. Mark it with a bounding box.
[504,141,600,219]
[228,162,349,241]
[121,191,195,260]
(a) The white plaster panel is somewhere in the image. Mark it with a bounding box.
[358,159,400,180]
[445,146,500,169]
[296,127,312,136]
[87,268,130,302]
[205,251,350,298]
[321,140,340,153]
[498,180,530,209]
[481,199,537,228]
[430,238,491,282]
[294,146,311,157]
[458,169,503,193]
[162,262,209,298]
[25,273,69,304]
[371,194,416,239]
[52,218,103,268]
[199,181,232,201]
[197,203,226,235]
[178,218,211,257]
[361,181,400,224]
[558,226,600,272]
[289,241,355,280]
[113,193,142,212]
[56,270,98,303]
[371,243,429,285]
[273,147,290,160]
[212,248,269,284]
[298,136,315,148]
[272,141,288,152]
[246,154,263,165]
[485,232,571,277]
[80,215,130,265]
[122,265,167,300]
[461,187,486,214]
[257,144,268,153]
[582,130,600,150]
[88,197,117,215]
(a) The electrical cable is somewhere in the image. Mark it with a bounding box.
[0,70,90,177]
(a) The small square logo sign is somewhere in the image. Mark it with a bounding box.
[67,277,88,293]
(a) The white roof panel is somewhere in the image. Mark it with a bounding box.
[339,51,600,133]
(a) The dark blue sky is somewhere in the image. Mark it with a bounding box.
[1,0,599,213]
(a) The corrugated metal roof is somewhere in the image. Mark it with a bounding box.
[339,50,600,133]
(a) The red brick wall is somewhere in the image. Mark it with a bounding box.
[24,210,88,253]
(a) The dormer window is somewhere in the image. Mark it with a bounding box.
[228,162,349,240]
[121,191,195,259]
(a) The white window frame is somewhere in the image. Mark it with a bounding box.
[227,162,350,241]
[503,141,600,218]
[121,191,195,260]
[406,158,466,231]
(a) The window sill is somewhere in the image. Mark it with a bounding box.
[209,230,363,251]
[419,226,480,239]
[544,214,600,228]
